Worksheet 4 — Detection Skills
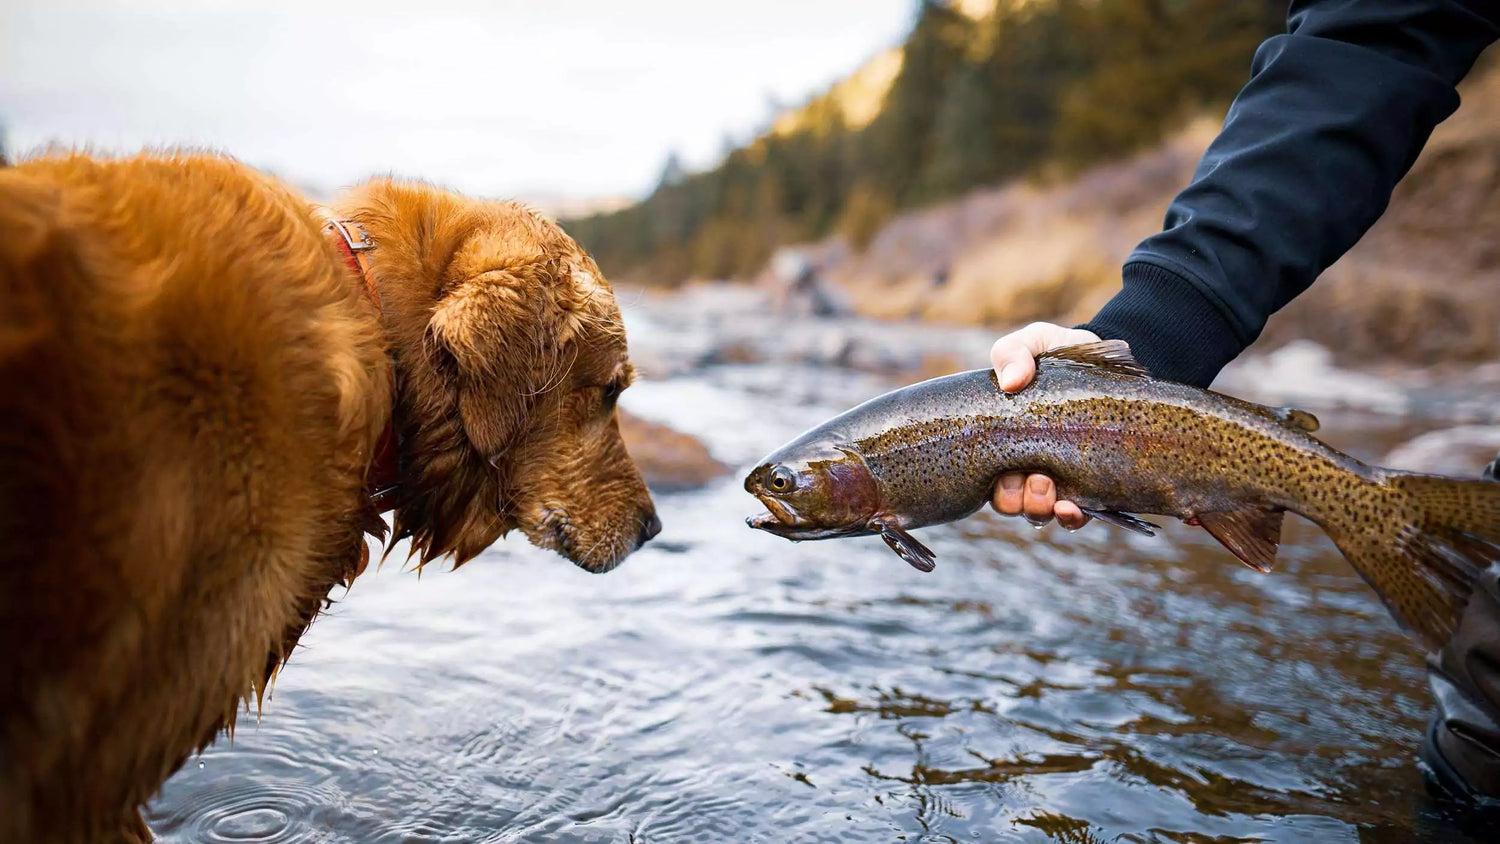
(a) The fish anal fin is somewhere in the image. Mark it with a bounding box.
[1037,340,1150,380]
[873,519,936,572]
[1079,508,1159,536]
[1272,406,1321,432]
[1195,507,1284,573]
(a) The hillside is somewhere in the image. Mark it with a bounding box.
[776,116,1220,327]
[781,56,1499,366]
[565,0,1280,287]
[571,0,1497,367]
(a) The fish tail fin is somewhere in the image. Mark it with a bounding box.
[1325,473,1500,650]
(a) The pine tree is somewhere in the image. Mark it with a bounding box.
[655,151,687,190]
[919,58,1002,198]
[862,0,973,205]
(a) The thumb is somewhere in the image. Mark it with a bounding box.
[990,323,1101,393]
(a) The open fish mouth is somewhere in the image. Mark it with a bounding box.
[746,500,811,537]
[746,501,871,542]
[747,511,798,534]
[745,513,867,541]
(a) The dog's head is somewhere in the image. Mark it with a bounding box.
[340,180,657,572]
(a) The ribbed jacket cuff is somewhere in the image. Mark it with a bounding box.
[1078,262,1248,388]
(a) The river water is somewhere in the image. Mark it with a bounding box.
[148,288,1500,842]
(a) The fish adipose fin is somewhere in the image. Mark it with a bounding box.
[1079,509,1159,536]
[874,520,936,572]
[1194,508,1284,573]
[1038,340,1151,379]
[1206,390,1322,433]
[1271,406,1320,432]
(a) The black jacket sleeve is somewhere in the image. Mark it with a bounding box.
[1080,0,1500,387]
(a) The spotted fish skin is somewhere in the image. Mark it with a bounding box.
[744,342,1500,650]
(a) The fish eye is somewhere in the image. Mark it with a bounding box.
[767,465,796,493]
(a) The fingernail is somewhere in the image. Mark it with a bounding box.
[1000,475,1023,492]
[1028,476,1049,494]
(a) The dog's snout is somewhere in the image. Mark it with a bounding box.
[637,511,662,547]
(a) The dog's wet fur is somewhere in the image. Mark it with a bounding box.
[0,151,657,841]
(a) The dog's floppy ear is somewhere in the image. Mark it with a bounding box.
[425,261,567,461]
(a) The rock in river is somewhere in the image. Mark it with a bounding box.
[617,411,729,493]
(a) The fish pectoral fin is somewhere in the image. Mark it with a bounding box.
[1194,507,1284,573]
[1271,406,1321,432]
[1079,509,1160,536]
[1037,340,1150,380]
[873,521,936,572]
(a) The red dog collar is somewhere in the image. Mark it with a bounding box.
[322,216,401,512]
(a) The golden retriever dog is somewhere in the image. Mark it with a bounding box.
[0,151,659,842]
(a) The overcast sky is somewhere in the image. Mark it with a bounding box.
[0,0,914,201]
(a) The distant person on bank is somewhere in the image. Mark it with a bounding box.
[984,0,1500,803]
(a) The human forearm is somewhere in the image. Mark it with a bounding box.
[1084,0,1500,386]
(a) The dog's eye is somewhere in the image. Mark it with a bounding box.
[601,380,623,406]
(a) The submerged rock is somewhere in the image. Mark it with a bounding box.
[617,411,730,493]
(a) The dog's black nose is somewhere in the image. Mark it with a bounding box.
[637,511,662,547]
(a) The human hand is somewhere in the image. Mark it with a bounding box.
[988,322,1101,530]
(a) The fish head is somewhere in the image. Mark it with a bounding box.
[744,442,881,540]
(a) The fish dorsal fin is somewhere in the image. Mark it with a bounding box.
[1193,508,1284,573]
[1038,340,1151,379]
[1271,406,1320,432]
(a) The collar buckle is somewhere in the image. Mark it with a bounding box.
[325,218,375,253]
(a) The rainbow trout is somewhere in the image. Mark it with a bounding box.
[744,341,1500,649]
